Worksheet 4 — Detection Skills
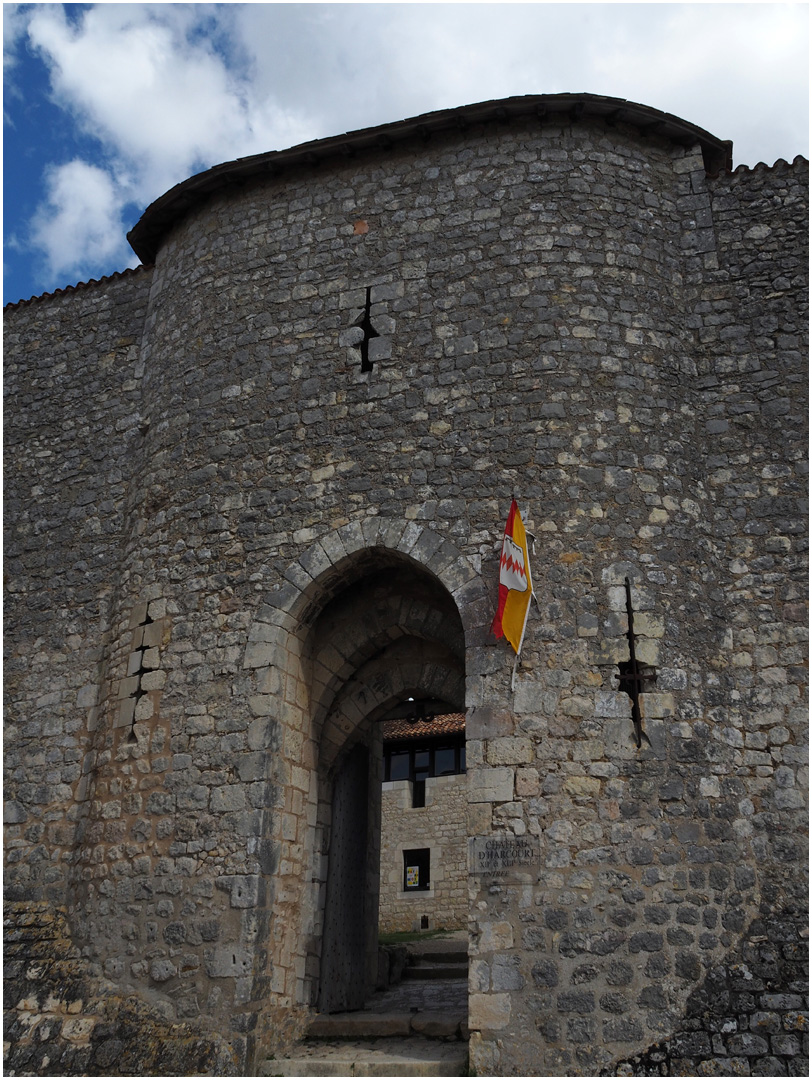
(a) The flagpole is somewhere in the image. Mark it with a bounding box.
[510,642,522,693]
[510,580,534,691]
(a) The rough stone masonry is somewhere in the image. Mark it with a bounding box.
[4,93,808,1076]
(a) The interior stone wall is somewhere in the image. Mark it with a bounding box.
[379,772,468,933]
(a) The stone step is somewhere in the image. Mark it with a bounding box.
[403,961,468,980]
[308,1009,466,1040]
[259,1036,468,1077]
[409,949,467,964]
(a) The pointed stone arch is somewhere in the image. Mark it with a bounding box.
[245,518,490,653]
[242,519,491,1044]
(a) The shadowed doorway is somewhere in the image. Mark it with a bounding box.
[303,554,466,1014]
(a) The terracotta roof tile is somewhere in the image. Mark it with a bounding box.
[381,712,465,742]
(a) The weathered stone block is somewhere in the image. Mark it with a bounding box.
[491,955,524,991]
[469,992,511,1029]
[564,776,601,798]
[595,692,629,718]
[514,683,559,716]
[486,737,533,765]
[204,947,253,978]
[467,707,514,739]
[640,693,675,718]
[468,767,513,803]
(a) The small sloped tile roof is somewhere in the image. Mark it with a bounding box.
[382,712,465,742]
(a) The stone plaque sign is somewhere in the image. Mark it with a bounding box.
[470,836,540,882]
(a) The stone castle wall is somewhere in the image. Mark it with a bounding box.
[379,774,467,933]
[4,901,237,1077]
[4,102,807,1076]
[5,268,153,903]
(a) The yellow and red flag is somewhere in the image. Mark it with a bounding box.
[491,499,534,655]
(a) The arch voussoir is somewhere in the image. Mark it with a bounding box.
[313,529,349,568]
[297,541,334,581]
[337,519,366,554]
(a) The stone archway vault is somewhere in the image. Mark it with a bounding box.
[241,519,491,1053]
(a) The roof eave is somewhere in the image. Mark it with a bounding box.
[127,93,734,265]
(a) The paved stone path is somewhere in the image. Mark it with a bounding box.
[366,931,467,1013]
[364,976,467,1013]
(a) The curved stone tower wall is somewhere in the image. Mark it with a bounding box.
[4,106,807,1077]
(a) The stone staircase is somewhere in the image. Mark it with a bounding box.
[402,945,469,983]
[260,933,469,1077]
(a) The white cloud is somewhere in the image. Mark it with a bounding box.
[230,3,807,166]
[17,3,321,282]
[3,2,31,118]
[30,159,136,282]
[26,5,298,195]
[584,4,809,165]
[3,2,28,68]
[7,2,809,290]
[13,4,310,280]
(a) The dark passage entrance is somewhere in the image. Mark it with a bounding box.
[303,551,467,1016]
[319,743,370,1013]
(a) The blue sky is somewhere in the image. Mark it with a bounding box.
[4,2,809,305]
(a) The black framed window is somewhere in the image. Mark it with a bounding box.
[383,739,465,783]
[434,746,457,776]
[388,750,410,781]
[403,848,430,891]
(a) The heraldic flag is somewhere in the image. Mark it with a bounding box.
[491,499,534,655]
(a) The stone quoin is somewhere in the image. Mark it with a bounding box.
[4,94,808,1076]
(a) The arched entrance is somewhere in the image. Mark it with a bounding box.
[244,520,487,1042]
[307,559,466,1012]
